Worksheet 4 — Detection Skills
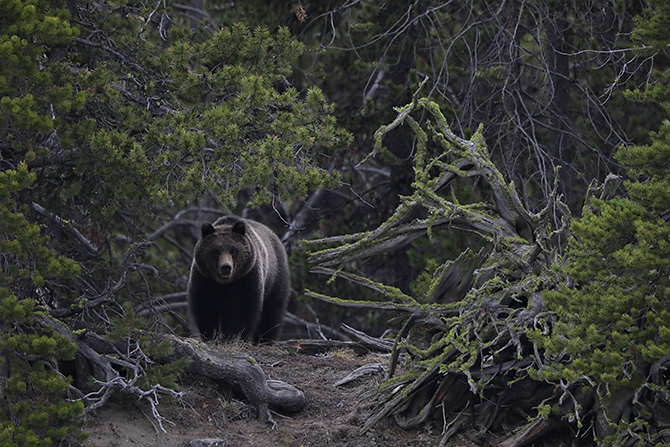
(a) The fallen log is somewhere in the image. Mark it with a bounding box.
[161,335,305,422]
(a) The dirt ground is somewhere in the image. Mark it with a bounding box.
[84,343,474,447]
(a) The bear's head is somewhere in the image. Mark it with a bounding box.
[193,220,255,284]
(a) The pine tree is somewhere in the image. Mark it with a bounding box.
[535,3,670,444]
[1,0,349,444]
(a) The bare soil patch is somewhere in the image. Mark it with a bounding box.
[84,343,470,447]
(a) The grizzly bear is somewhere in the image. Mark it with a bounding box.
[187,215,290,342]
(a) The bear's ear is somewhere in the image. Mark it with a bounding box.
[232,221,246,236]
[201,223,216,238]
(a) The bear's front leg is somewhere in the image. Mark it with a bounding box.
[188,276,222,340]
[217,280,264,341]
[257,284,290,342]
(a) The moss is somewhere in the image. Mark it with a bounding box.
[306,95,575,440]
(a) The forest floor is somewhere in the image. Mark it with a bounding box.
[84,342,475,447]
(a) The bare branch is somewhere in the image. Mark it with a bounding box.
[32,202,101,254]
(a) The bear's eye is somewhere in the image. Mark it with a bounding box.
[229,247,238,257]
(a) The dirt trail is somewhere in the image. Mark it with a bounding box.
[85,343,469,447]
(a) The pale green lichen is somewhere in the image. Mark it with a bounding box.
[306,96,570,437]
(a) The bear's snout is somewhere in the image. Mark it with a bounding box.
[220,263,233,278]
[218,251,235,280]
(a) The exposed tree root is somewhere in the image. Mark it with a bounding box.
[163,335,305,421]
[46,315,305,427]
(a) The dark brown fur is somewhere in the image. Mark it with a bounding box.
[187,216,290,342]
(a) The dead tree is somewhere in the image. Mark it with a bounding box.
[305,92,577,446]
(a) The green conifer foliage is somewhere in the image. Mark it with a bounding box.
[1,0,349,444]
[1,2,85,444]
[0,297,85,447]
[532,4,670,444]
[535,126,670,446]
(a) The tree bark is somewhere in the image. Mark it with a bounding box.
[160,335,306,421]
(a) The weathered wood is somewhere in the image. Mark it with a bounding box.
[46,315,305,426]
[334,363,386,387]
[497,418,557,447]
[283,311,348,340]
[164,335,305,421]
[278,339,386,355]
[340,324,394,352]
[305,96,575,446]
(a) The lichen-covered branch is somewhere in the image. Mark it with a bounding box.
[307,96,572,445]
[307,96,560,275]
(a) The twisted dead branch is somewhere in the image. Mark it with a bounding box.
[306,95,573,445]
